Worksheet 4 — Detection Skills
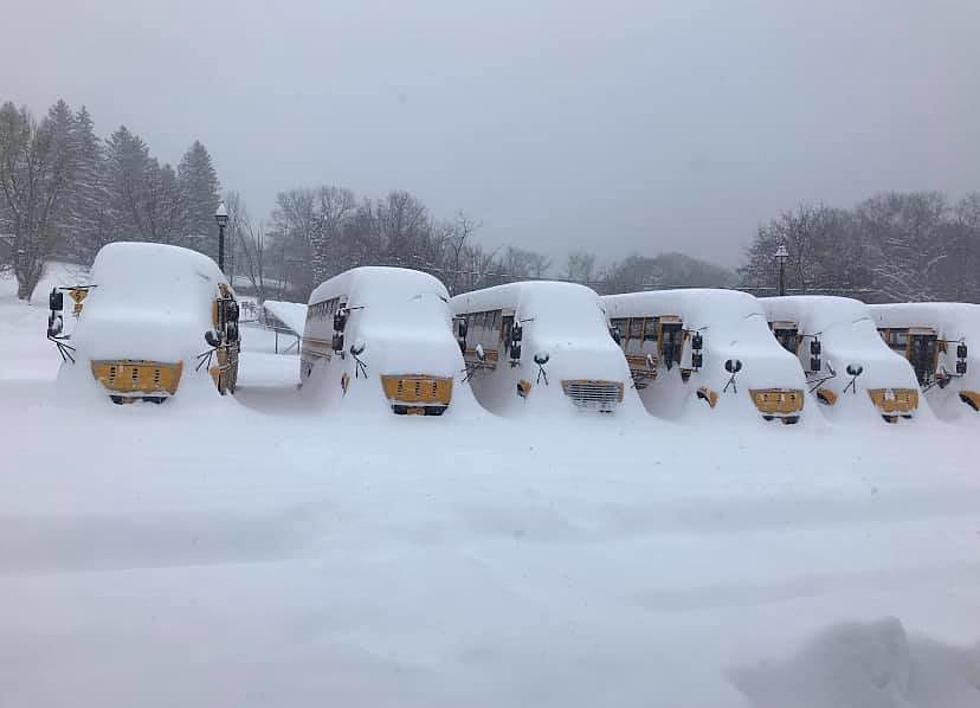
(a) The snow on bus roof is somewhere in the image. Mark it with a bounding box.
[451,281,610,339]
[761,295,872,331]
[761,296,915,384]
[603,288,764,330]
[451,280,599,314]
[71,242,226,362]
[90,241,227,295]
[869,302,980,339]
[308,266,448,307]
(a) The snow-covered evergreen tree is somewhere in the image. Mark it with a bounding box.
[62,106,109,261]
[103,126,154,243]
[177,140,220,258]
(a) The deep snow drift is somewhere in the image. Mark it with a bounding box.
[3,269,980,708]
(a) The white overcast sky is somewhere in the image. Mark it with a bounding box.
[3,0,979,267]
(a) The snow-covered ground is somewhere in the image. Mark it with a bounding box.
[2,267,980,707]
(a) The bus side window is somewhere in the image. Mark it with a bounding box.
[610,319,628,346]
[629,318,644,341]
[644,317,658,341]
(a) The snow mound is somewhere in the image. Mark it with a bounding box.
[731,617,980,708]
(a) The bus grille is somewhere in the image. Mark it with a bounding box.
[561,379,624,412]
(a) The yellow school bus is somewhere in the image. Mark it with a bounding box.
[47,242,240,403]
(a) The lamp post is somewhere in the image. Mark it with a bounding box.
[214,202,229,273]
[774,243,789,296]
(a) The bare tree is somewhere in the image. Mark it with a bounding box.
[564,250,597,284]
[437,211,481,294]
[0,101,80,300]
[858,192,949,302]
[227,193,287,304]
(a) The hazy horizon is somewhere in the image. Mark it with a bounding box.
[4,0,979,268]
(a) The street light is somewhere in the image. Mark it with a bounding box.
[774,243,789,296]
[214,202,229,273]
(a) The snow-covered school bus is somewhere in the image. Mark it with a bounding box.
[450,282,635,415]
[46,242,240,403]
[603,289,807,423]
[762,296,920,423]
[869,303,979,418]
[300,267,464,415]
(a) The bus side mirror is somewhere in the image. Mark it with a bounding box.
[49,288,63,312]
[724,359,742,374]
[457,318,468,339]
[957,343,968,359]
[691,352,703,369]
[225,300,240,323]
[47,312,63,337]
[810,357,822,373]
[846,364,863,377]
[533,352,549,366]
[475,344,486,362]
[350,341,366,357]
[610,326,622,345]
[204,330,221,348]
[692,332,703,351]
[810,339,822,356]
[227,322,240,343]
[957,361,968,375]
[332,333,345,354]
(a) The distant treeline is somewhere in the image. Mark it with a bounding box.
[228,186,737,303]
[740,192,980,303]
[3,99,976,306]
[0,98,221,300]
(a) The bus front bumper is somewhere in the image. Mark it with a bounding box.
[381,374,453,415]
[90,359,183,402]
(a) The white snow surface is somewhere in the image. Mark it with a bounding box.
[761,296,923,422]
[3,267,980,707]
